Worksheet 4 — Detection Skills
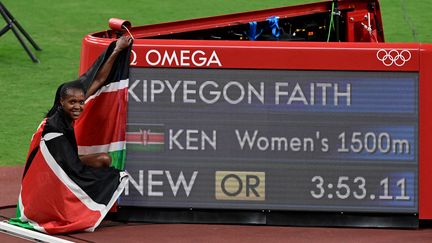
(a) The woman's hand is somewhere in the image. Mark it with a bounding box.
[114,36,132,52]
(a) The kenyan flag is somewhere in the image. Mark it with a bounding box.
[75,79,129,170]
[126,125,165,152]
[9,41,131,234]
[74,41,131,170]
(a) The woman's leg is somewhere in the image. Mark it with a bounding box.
[79,153,112,168]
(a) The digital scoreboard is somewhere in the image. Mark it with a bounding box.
[79,0,432,227]
[121,68,418,214]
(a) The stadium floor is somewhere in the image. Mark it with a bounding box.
[1,166,432,243]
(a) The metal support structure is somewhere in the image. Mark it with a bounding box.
[333,0,340,42]
[0,1,41,63]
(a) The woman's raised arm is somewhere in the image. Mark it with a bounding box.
[85,36,132,98]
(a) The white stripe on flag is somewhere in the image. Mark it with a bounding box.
[44,133,63,141]
[78,141,126,155]
[86,78,129,103]
[126,141,164,145]
[41,133,105,211]
[85,172,129,232]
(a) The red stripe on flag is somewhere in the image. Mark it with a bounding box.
[21,150,101,234]
[75,89,127,146]
[126,131,164,144]
[26,120,46,161]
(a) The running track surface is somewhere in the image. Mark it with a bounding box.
[1,166,432,243]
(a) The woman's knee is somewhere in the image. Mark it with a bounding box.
[97,153,112,167]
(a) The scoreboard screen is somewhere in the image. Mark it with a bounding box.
[120,68,418,213]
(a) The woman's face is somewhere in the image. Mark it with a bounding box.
[60,88,85,120]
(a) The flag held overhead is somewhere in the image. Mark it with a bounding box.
[10,40,131,234]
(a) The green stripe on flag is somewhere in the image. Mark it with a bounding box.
[127,143,164,152]
[8,202,35,231]
[109,149,126,170]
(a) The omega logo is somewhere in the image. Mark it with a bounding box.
[145,49,222,67]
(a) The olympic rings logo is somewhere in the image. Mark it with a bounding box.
[376,49,411,67]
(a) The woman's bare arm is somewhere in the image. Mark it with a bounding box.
[85,36,132,99]
[80,153,112,168]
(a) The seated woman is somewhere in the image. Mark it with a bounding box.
[10,36,132,234]
[57,82,111,168]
